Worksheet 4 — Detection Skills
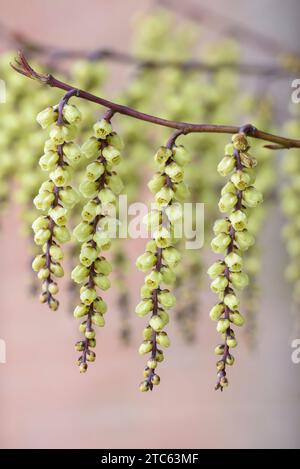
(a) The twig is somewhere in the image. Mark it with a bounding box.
[11,52,300,149]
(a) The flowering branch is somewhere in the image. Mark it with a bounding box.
[11,52,300,149]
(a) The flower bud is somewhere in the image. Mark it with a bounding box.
[156,331,170,348]
[148,173,166,194]
[158,290,176,309]
[226,336,238,348]
[231,170,252,190]
[102,145,121,165]
[73,222,94,242]
[86,161,105,181]
[242,186,263,208]
[140,285,152,299]
[107,173,124,194]
[154,146,172,166]
[221,181,236,195]
[93,232,111,251]
[71,264,89,284]
[81,201,100,222]
[162,247,181,267]
[80,245,98,267]
[143,326,153,341]
[211,233,231,253]
[138,341,153,355]
[94,274,111,290]
[154,227,172,248]
[147,358,157,369]
[229,311,245,327]
[135,299,154,317]
[161,266,176,285]
[224,252,243,272]
[139,381,150,392]
[218,192,238,213]
[151,374,160,386]
[207,261,225,279]
[49,166,71,187]
[217,156,235,177]
[49,245,63,261]
[80,288,97,305]
[143,210,161,231]
[155,349,164,362]
[155,187,174,207]
[172,145,191,166]
[36,107,57,129]
[85,329,96,339]
[224,293,239,310]
[165,162,184,183]
[39,151,59,171]
[229,272,249,290]
[94,258,112,275]
[217,319,230,333]
[32,254,46,271]
[145,270,162,290]
[209,303,224,321]
[48,282,59,295]
[213,219,231,234]
[37,268,50,280]
[136,252,157,272]
[74,304,89,318]
[50,263,64,277]
[79,362,88,373]
[98,188,116,205]
[93,119,113,139]
[33,192,55,211]
[210,276,229,293]
[214,344,225,355]
[224,143,234,156]
[226,354,235,365]
[234,230,255,251]
[92,313,105,327]
[81,137,101,159]
[149,315,165,332]
[165,203,183,224]
[59,186,79,209]
[173,182,189,202]
[79,180,99,198]
[53,226,71,244]
[106,132,124,150]
[32,216,49,233]
[63,142,82,166]
[93,297,107,314]
[34,229,51,245]
[229,210,248,231]
[49,125,67,145]
[62,104,81,125]
[232,133,248,151]
[49,206,68,226]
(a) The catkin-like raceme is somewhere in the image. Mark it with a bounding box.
[208,132,263,390]
[32,103,82,310]
[136,143,191,391]
[71,118,124,372]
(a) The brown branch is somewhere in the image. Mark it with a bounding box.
[11,52,300,150]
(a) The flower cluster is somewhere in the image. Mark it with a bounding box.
[32,102,82,310]
[136,142,190,391]
[208,132,263,390]
[71,117,124,373]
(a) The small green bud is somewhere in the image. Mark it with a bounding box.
[211,233,231,253]
[33,192,55,211]
[81,200,101,222]
[48,281,59,295]
[86,350,96,362]
[229,272,249,290]
[165,203,183,224]
[93,119,113,139]
[224,143,234,156]
[172,145,191,166]
[32,216,49,233]
[147,359,157,369]
[151,374,160,386]
[39,151,59,171]
[85,329,96,339]
[210,276,229,293]
[231,170,252,190]
[50,263,64,278]
[213,219,231,234]
[162,247,181,268]
[93,232,111,251]
[207,261,225,279]
[63,142,82,166]
[73,222,94,243]
[74,304,89,318]
[36,107,57,129]
[165,162,184,183]
[71,264,89,284]
[135,299,154,317]
[173,182,189,202]
[138,340,153,355]
[154,228,172,249]
[221,181,236,195]
[154,146,172,166]
[49,166,71,187]
[59,186,79,209]
[155,187,174,207]
[80,245,98,267]
[62,104,81,125]
[106,132,124,151]
[49,206,68,226]
[161,266,176,285]
[34,228,51,246]
[106,173,124,194]
[217,319,230,334]
[139,381,150,392]
[229,210,248,231]
[218,192,238,213]
[32,254,46,271]
[86,161,105,181]
[234,230,255,251]
[140,285,152,299]
[224,252,243,272]
[136,252,157,272]
[80,287,97,305]
[149,315,165,332]
[79,180,99,198]
[94,274,111,290]
[53,226,71,244]
[143,326,153,340]
[229,311,245,327]
[224,293,239,310]
[102,145,121,165]
[158,290,176,309]
[242,186,263,208]
[156,331,170,348]
[49,244,64,261]
[226,336,238,348]
[98,188,116,205]
[217,156,236,177]
[226,354,235,365]
[214,344,225,355]
[81,137,101,159]
[93,297,107,314]
[232,133,249,151]
[147,173,166,194]
[92,313,105,327]
[94,258,112,275]
[209,303,225,321]
[37,268,50,280]
[155,350,164,362]
[145,240,157,253]
[145,270,162,290]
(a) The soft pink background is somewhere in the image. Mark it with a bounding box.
[0,0,300,449]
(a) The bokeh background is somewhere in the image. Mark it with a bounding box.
[0,0,300,449]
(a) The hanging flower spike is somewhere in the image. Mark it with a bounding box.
[32,93,82,310]
[72,114,124,373]
[208,131,263,391]
[136,140,190,392]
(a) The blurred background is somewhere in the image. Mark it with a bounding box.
[0,0,300,449]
